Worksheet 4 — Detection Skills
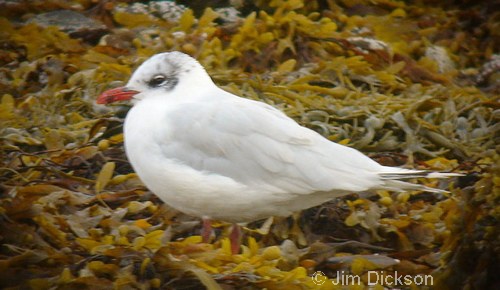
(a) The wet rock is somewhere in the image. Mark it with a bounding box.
[114,0,242,24]
[114,1,188,23]
[425,45,455,73]
[27,10,108,43]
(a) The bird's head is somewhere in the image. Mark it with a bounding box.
[97,51,211,104]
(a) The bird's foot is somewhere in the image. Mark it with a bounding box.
[229,224,241,255]
[201,218,212,243]
[202,219,241,254]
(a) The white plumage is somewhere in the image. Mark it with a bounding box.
[98,51,458,224]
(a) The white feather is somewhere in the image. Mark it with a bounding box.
[119,52,460,223]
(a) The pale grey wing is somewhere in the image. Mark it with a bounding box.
[160,95,385,194]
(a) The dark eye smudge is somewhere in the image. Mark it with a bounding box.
[164,76,179,91]
[148,74,167,88]
[146,74,179,91]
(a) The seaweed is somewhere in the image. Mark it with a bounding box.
[0,0,498,289]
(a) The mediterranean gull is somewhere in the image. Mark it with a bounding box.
[97,51,459,254]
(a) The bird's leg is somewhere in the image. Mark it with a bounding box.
[201,218,212,243]
[229,224,241,255]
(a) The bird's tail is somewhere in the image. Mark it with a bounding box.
[378,166,462,193]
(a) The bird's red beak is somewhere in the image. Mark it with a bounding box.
[96,87,140,104]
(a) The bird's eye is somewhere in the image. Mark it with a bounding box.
[148,75,167,88]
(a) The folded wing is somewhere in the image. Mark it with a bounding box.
[159,91,390,195]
